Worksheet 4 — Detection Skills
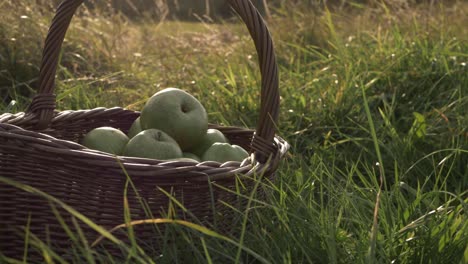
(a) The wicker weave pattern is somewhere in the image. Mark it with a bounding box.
[0,0,289,258]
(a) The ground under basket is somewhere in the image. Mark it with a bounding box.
[0,0,289,258]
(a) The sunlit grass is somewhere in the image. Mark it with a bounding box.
[1,0,467,263]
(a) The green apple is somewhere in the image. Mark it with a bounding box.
[140,88,208,151]
[189,129,229,157]
[82,127,129,155]
[182,152,201,161]
[127,117,142,138]
[123,129,182,160]
[201,143,249,163]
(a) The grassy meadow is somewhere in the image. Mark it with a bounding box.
[1,0,467,263]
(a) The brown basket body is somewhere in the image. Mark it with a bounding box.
[0,0,289,259]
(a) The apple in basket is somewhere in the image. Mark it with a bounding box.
[182,152,201,162]
[140,88,208,151]
[201,143,249,163]
[127,116,142,138]
[81,127,129,155]
[188,128,229,157]
[123,129,183,160]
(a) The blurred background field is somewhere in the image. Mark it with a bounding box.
[0,0,467,263]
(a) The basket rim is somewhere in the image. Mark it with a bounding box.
[0,108,290,182]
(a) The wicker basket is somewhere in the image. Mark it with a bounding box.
[0,0,289,258]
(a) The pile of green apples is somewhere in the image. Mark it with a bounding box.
[81,88,249,163]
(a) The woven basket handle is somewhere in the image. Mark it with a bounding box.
[28,0,280,162]
[26,0,83,129]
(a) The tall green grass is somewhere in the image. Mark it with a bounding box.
[1,0,467,263]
